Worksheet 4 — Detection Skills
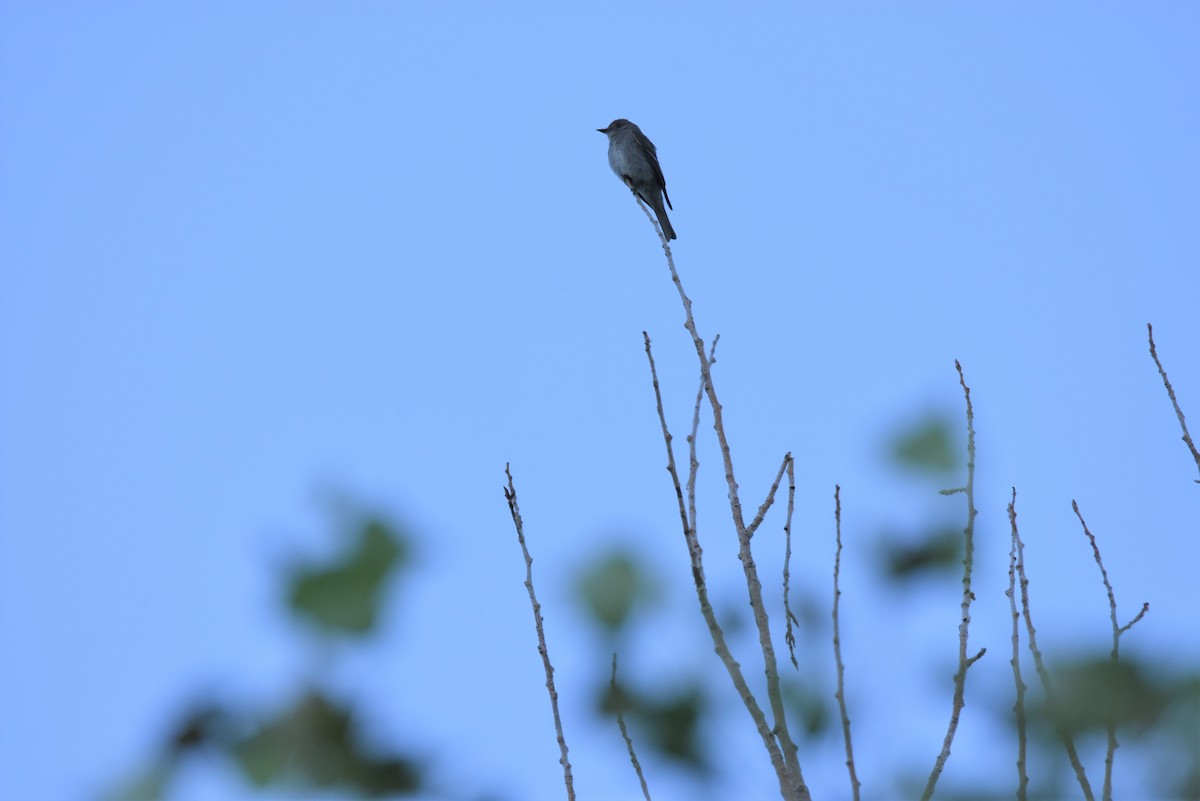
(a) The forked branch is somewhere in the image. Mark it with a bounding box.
[1073,501,1149,801]
[642,333,796,799]
[642,229,809,798]
[1012,498,1094,800]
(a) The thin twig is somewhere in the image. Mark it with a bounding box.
[746,454,791,539]
[831,485,861,801]
[687,336,719,535]
[1147,323,1200,482]
[1073,501,1150,801]
[642,333,798,800]
[921,361,987,801]
[503,465,575,801]
[783,458,800,669]
[611,653,652,801]
[1006,489,1029,801]
[1013,501,1094,801]
[643,332,691,543]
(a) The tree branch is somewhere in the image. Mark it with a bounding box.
[783,458,800,669]
[1147,323,1200,482]
[642,333,799,800]
[1012,498,1094,801]
[831,485,861,801]
[503,465,574,800]
[1006,489,1030,801]
[1073,500,1149,801]
[610,653,652,801]
[922,361,986,801]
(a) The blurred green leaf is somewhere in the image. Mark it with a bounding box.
[1160,675,1200,797]
[600,680,709,770]
[288,517,408,635]
[106,762,173,801]
[233,689,421,796]
[880,527,962,580]
[1030,657,1170,734]
[781,679,831,739]
[575,550,660,632]
[890,416,958,474]
[1018,659,1200,797]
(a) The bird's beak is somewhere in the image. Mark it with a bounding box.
[596,127,608,134]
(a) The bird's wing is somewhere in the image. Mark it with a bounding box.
[633,126,671,210]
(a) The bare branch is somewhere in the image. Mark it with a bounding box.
[642,334,800,800]
[610,654,652,801]
[746,453,791,539]
[652,249,808,800]
[921,361,987,801]
[1012,497,1094,800]
[503,465,574,800]
[1073,500,1150,801]
[643,332,691,542]
[1119,603,1150,636]
[831,485,861,801]
[687,336,720,535]
[783,458,800,669]
[1147,323,1200,482]
[1006,489,1030,801]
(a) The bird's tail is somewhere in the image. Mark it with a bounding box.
[658,210,677,241]
[650,198,677,241]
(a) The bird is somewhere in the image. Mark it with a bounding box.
[597,119,676,241]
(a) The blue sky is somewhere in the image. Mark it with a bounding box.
[2,3,1198,799]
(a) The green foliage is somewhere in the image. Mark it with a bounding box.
[575,549,661,632]
[233,690,421,796]
[781,679,832,740]
[879,526,964,580]
[601,679,710,770]
[1029,656,1176,735]
[889,416,959,474]
[110,505,421,799]
[288,516,408,636]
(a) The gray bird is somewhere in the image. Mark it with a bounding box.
[597,119,676,241]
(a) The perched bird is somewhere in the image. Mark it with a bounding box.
[597,119,676,241]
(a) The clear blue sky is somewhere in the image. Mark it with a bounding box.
[2,4,1198,799]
